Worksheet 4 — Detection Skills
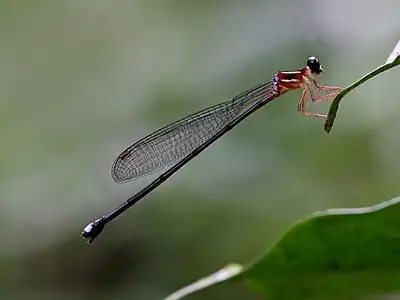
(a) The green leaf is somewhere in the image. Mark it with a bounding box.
[164,197,400,300]
[324,40,400,133]
[242,196,400,300]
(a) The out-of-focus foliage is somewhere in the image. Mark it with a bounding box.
[0,1,399,299]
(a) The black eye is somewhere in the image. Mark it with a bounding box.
[307,56,323,74]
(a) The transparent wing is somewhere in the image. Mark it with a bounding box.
[112,81,274,183]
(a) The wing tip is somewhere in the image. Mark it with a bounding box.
[111,159,129,183]
[110,153,125,182]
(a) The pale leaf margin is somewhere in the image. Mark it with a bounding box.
[163,264,243,300]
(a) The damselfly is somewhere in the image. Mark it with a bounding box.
[82,56,341,243]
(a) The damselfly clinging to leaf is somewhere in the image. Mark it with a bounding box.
[82,56,342,244]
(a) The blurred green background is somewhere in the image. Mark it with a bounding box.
[0,1,399,299]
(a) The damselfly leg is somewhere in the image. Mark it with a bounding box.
[297,79,342,119]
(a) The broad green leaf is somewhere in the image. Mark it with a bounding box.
[241,196,400,300]
[324,39,400,133]
[165,197,400,300]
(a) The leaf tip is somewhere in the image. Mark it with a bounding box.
[385,39,400,64]
[324,119,333,133]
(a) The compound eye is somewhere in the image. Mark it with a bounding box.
[307,56,322,74]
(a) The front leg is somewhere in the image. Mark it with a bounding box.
[312,79,342,92]
[306,81,340,103]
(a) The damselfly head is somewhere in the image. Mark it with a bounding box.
[307,56,323,75]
